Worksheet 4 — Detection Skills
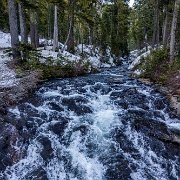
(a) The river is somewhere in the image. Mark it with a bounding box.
[1,62,180,180]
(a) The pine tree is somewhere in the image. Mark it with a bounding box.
[7,0,20,59]
[170,0,180,62]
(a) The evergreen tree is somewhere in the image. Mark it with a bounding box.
[7,0,20,59]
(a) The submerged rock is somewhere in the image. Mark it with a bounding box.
[24,167,48,180]
[38,136,54,161]
[61,96,92,115]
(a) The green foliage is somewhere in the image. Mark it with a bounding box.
[128,0,154,50]
[0,0,9,30]
[139,48,180,84]
[15,48,93,80]
[101,1,129,57]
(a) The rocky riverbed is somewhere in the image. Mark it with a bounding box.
[0,61,179,180]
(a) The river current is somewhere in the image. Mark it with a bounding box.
[1,62,180,180]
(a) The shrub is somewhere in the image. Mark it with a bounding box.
[139,48,169,83]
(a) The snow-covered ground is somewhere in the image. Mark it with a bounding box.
[128,50,151,70]
[0,31,116,89]
[0,31,11,48]
[0,50,19,87]
[39,44,115,68]
[128,46,153,75]
[76,44,115,68]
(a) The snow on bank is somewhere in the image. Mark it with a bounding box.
[0,30,116,69]
[0,50,19,87]
[128,50,151,70]
[0,31,11,48]
[39,44,115,68]
[76,44,115,68]
[0,31,50,49]
[0,31,117,89]
[40,47,81,63]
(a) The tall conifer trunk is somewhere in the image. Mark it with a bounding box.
[30,11,39,48]
[170,0,180,62]
[163,5,169,46]
[7,0,20,59]
[152,0,160,47]
[53,5,58,51]
[67,0,75,53]
[18,2,28,43]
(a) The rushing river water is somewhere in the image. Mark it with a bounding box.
[1,62,180,180]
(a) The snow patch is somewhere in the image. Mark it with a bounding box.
[128,50,151,70]
[0,50,19,87]
[0,31,11,48]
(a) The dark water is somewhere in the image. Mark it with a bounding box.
[1,63,180,180]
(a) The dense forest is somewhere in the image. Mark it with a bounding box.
[0,0,178,86]
[0,0,179,59]
[0,1,180,179]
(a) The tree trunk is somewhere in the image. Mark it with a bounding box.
[18,2,28,43]
[89,25,93,45]
[48,4,52,40]
[163,5,170,47]
[89,25,94,55]
[7,0,20,59]
[170,0,180,62]
[53,5,58,51]
[67,0,75,53]
[30,11,39,48]
[152,0,160,47]
[61,14,73,52]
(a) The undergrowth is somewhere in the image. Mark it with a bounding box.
[139,48,180,84]
[15,43,96,80]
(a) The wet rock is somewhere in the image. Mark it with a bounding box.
[110,88,139,99]
[127,109,148,118]
[38,136,53,161]
[0,153,13,171]
[133,117,174,142]
[61,97,92,115]
[62,96,89,105]
[90,83,111,94]
[170,95,180,116]
[139,78,152,85]
[49,120,69,136]
[27,97,44,107]
[110,91,123,99]
[122,88,138,96]
[24,167,48,180]
[73,125,90,135]
[108,77,125,84]
[114,99,129,109]
[151,111,165,120]
[153,98,166,110]
[4,114,26,131]
[0,106,8,116]
[110,88,149,110]
[0,124,21,171]
[47,102,64,112]
[18,104,39,117]
[113,127,139,155]
[74,105,93,116]
[105,154,132,180]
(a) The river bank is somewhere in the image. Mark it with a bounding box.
[129,48,180,117]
